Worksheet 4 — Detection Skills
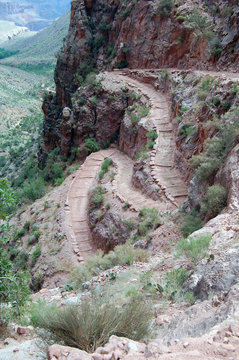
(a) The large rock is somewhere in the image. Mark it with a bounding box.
[48,344,92,360]
[217,144,239,210]
[183,247,239,300]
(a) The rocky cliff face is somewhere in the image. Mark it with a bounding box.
[43,0,239,157]
[55,0,239,106]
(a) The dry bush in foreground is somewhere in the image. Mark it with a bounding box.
[31,295,152,352]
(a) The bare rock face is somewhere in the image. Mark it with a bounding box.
[216,144,239,210]
[132,159,162,200]
[89,211,131,251]
[184,247,239,300]
[119,114,149,158]
[42,92,61,152]
[72,87,127,149]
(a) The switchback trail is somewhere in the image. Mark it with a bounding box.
[64,70,194,262]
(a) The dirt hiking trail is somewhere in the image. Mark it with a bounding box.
[64,70,189,262]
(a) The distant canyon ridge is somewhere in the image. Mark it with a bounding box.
[0,0,71,31]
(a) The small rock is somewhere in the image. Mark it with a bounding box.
[126,342,138,352]
[92,354,103,360]
[223,337,229,344]
[221,343,236,352]
[16,326,31,335]
[13,348,19,352]
[183,342,189,348]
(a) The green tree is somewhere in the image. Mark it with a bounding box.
[0,179,15,220]
[0,180,30,324]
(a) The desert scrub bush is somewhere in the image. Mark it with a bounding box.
[176,233,211,263]
[85,138,100,153]
[200,185,227,219]
[122,201,130,210]
[69,244,149,289]
[89,186,107,210]
[30,294,152,352]
[180,210,202,237]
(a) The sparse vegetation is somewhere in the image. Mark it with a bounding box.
[69,244,149,289]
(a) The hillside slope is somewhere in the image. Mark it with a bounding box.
[1,11,70,68]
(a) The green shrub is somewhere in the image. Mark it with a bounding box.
[23,221,31,231]
[69,244,149,289]
[138,208,162,235]
[54,177,65,186]
[186,8,211,36]
[177,233,211,263]
[163,268,188,300]
[213,97,221,106]
[180,211,202,237]
[14,251,29,269]
[31,246,41,267]
[146,130,158,141]
[99,158,112,180]
[176,16,186,23]
[122,201,130,210]
[34,230,41,240]
[28,234,37,246]
[30,295,152,352]
[20,177,46,201]
[98,170,105,180]
[101,158,112,172]
[124,220,135,230]
[157,0,174,15]
[147,141,155,149]
[184,292,196,305]
[105,203,110,210]
[138,105,149,118]
[180,124,196,137]
[130,113,139,124]
[135,146,149,160]
[85,138,100,153]
[200,185,227,219]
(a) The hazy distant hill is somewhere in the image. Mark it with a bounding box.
[1,11,70,69]
[0,0,71,30]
